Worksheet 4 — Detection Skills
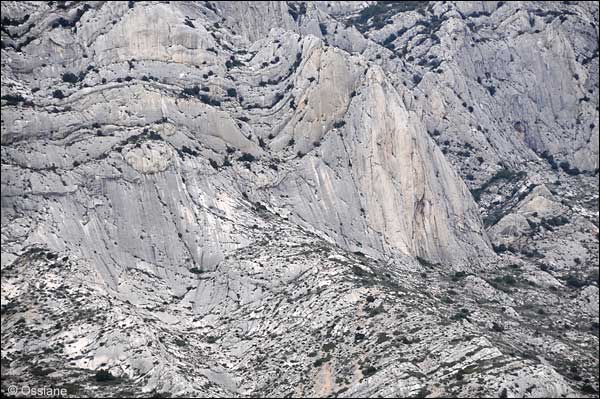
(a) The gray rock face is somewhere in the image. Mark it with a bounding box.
[1,1,598,398]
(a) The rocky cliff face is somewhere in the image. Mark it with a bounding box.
[1,1,598,398]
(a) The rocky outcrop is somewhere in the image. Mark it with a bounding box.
[0,1,494,280]
[1,1,598,398]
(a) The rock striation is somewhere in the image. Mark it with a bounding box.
[1,1,598,397]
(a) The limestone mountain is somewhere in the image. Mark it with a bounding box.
[1,1,598,398]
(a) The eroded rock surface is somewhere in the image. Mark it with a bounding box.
[1,1,598,398]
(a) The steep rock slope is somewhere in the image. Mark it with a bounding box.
[1,1,599,398]
[1,1,491,275]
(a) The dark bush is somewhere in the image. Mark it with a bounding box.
[566,274,586,288]
[1,14,30,27]
[581,385,597,394]
[226,88,237,97]
[559,161,581,176]
[451,308,470,321]
[361,365,377,377]
[94,369,115,382]
[1,94,26,105]
[495,274,517,285]
[180,146,199,157]
[182,85,200,97]
[199,94,220,106]
[62,72,79,84]
[52,90,65,99]
[238,153,256,162]
[322,342,336,352]
[31,366,55,376]
[451,271,467,282]
[416,256,434,267]
[542,215,568,228]
[52,17,71,29]
[225,57,243,69]
[313,354,331,367]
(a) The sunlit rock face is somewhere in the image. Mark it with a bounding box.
[1,1,598,398]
